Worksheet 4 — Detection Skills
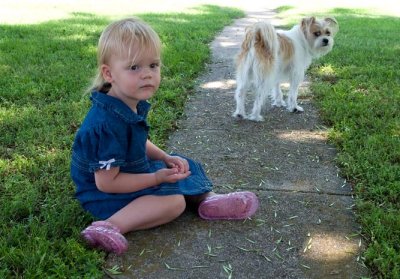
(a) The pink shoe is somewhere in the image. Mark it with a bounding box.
[81,221,128,255]
[82,221,122,247]
[198,191,259,220]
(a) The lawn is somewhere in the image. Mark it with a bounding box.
[1,3,399,279]
[0,5,244,278]
[305,9,400,279]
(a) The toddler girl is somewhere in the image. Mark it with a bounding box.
[71,17,259,254]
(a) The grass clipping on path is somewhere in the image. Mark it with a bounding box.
[0,6,243,278]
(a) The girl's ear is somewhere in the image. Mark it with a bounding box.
[101,64,113,83]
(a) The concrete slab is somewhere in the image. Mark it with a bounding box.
[106,192,365,279]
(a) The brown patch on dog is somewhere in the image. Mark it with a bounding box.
[254,29,272,59]
[278,34,294,62]
[237,22,278,74]
[309,21,323,36]
[254,23,275,73]
[236,27,253,66]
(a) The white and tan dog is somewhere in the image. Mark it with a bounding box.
[233,17,339,121]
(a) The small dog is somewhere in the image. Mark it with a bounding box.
[233,16,339,121]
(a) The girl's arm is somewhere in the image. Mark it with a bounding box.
[146,139,169,161]
[95,166,190,194]
[146,139,190,173]
[94,139,191,194]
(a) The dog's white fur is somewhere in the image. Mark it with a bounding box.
[233,17,339,121]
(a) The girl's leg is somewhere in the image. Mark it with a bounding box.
[107,194,186,234]
[82,194,186,254]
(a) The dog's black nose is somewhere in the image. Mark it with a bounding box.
[322,38,329,46]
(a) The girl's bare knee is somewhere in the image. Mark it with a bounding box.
[168,195,186,218]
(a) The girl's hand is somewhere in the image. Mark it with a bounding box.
[164,155,189,174]
[155,168,191,184]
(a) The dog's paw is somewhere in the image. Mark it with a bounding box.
[233,112,246,119]
[272,100,286,107]
[248,114,264,122]
[288,105,304,113]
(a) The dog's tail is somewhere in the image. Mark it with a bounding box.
[237,22,278,74]
[252,22,279,74]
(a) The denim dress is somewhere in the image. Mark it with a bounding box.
[71,92,213,219]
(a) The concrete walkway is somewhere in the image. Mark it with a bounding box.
[105,9,370,279]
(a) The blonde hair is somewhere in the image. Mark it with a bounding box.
[90,17,161,93]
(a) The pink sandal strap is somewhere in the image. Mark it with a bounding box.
[91,221,121,233]
[198,191,259,220]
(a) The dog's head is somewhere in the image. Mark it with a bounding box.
[301,17,339,57]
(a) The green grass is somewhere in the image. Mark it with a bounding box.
[2,4,399,279]
[0,6,244,278]
[303,9,400,279]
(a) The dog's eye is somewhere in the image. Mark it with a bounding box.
[326,31,331,36]
[314,31,321,37]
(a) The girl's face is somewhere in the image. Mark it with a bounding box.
[102,47,161,112]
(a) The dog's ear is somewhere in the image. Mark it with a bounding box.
[301,17,316,29]
[324,17,339,35]
[301,16,316,35]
